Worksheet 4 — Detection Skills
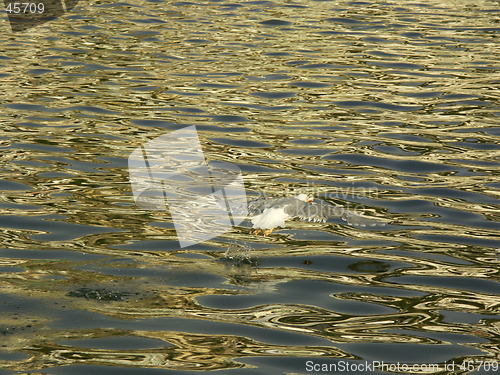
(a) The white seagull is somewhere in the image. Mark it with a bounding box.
[246,193,384,236]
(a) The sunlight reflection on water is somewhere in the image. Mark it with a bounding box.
[0,0,499,373]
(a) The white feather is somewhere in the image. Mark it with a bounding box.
[251,207,289,229]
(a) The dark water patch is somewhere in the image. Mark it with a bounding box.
[172,72,242,78]
[148,222,175,230]
[158,270,226,288]
[209,138,270,148]
[259,19,292,26]
[0,248,107,261]
[4,103,59,112]
[95,2,140,8]
[447,141,500,150]
[79,25,103,31]
[218,3,245,10]
[367,50,401,57]
[400,32,423,38]
[196,83,240,88]
[38,156,110,174]
[152,89,203,97]
[441,93,478,100]
[366,61,425,70]
[12,142,74,153]
[278,229,347,242]
[236,163,295,174]
[464,126,499,136]
[278,148,332,156]
[50,313,336,347]
[385,328,488,344]
[299,63,353,69]
[382,199,442,214]
[348,260,390,273]
[261,254,408,274]
[75,263,170,279]
[385,276,500,295]
[381,199,497,230]
[381,133,433,142]
[438,99,492,107]
[304,165,371,175]
[95,156,128,168]
[0,215,123,242]
[377,249,473,266]
[263,51,291,57]
[338,342,484,364]
[255,158,283,164]
[184,38,212,44]
[151,53,184,61]
[246,73,292,81]
[409,187,499,206]
[363,37,394,43]
[372,145,421,156]
[48,365,192,375]
[12,159,63,168]
[79,133,128,141]
[250,91,296,99]
[112,240,221,252]
[175,252,212,260]
[288,138,324,145]
[326,17,363,24]
[27,69,55,75]
[211,115,250,122]
[451,158,499,167]
[413,234,499,248]
[0,180,33,190]
[0,266,24,273]
[222,101,295,111]
[0,202,41,210]
[199,279,396,314]
[398,91,442,98]
[156,106,206,113]
[288,81,331,88]
[80,63,118,71]
[131,119,188,130]
[332,100,423,112]
[323,154,456,173]
[195,124,251,133]
[240,358,389,375]
[58,336,172,350]
[440,310,495,324]
[0,351,28,363]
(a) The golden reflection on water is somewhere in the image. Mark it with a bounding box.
[0,0,499,372]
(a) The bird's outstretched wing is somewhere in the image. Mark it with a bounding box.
[284,200,385,227]
[245,196,297,215]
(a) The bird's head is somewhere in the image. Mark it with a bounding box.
[296,193,314,202]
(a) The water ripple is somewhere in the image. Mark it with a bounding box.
[0,0,498,373]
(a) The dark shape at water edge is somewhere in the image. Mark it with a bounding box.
[6,0,80,32]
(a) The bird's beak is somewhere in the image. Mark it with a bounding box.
[307,195,314,202]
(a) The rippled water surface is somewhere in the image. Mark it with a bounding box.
[1,0,499,374]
